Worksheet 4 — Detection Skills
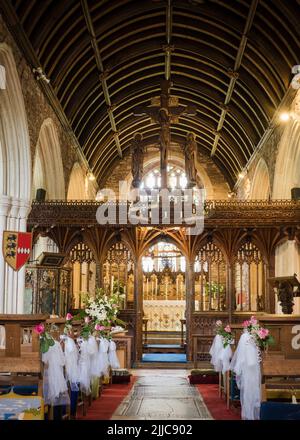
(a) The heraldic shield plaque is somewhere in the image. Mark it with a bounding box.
[3,231,32,271]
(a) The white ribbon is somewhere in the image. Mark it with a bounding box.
[42,341,69,406]
[77,338,91,394]
[108,340,120,369]
[64,336,80,390]
[88,335,101,378]
[97,337,110,377]
[230,331,261,420]
[209,334,224,372]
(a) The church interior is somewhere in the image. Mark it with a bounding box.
[0,0,300,422]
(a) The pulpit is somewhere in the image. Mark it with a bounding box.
[268,275,300,314]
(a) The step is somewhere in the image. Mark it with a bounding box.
[143,344,186,354]
[134,361,194,369]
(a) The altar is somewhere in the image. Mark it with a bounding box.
[143,300,186,331]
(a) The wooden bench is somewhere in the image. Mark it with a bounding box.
[261,355,300,402]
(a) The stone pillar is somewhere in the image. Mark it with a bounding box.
[2,197,30,313]
[5,199,19,313]
[133,256,143,363]
[17,200,31,313]
[0,195,11,312]
[185,258,195,360]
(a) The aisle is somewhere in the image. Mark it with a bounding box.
[111,370,212,420]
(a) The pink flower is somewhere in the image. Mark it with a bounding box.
[66,313,73,321]
[34,323,45,335]
[112,304,118,308]
[95,324,105,331]
[258,328,269,339]
[250,316,258,325]
[216,320,222,327]
[243,320,250,328]
[224,325,231,333]
[84,316,90,324]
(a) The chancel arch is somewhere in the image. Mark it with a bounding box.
[0,43,31,313]
[32,118,65,200]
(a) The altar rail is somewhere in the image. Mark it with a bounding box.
[27,199,300,227]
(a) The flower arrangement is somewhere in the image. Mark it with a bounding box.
[215,320,234,348]
[63,313,73,336]
[33,323,55,353]
[78,287,126,339]
[242,315,274,351]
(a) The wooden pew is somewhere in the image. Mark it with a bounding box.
[261,354,300,402]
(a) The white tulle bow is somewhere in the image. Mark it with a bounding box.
[230,331,261,420]
[108,339,120,369]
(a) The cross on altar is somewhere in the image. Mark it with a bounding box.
[133,79,197,189]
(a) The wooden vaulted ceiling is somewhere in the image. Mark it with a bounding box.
[4,0,300,188]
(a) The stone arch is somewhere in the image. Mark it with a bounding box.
[273,91,300,199]
[32,118,65,200]
[250,158,271,199]
[67,162,96,200]
[0,43,31,313]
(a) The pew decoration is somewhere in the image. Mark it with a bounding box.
[230,330,261,420]
[42,340,70,407]
[229,316,275,420]
[242,316,274,353]
[34,322,55,353]
[209,320,233,373]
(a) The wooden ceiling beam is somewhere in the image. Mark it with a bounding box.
[210,0,259,158]
[80,0,122,159]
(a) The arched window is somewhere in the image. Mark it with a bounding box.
[234,241,266,312]
[195,242,227,312]
[69,243,96,309]
[104,242,134,305]
[141,166,188,190]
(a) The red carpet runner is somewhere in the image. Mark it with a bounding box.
[77,379,240,420]
[197,384,241,420]
[77,378,136,420]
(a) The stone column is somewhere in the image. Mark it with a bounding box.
[0,195,11,312]
[17,199,31,313]
[5,198,20,313]
[185,258,195,360]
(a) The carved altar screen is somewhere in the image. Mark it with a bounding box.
[234,241,266,311]
[194,242,227,311]
[103,242,134,306]
[69,243,96,308]
[142,242,186,331]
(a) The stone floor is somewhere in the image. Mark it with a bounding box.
[111,369,213,420]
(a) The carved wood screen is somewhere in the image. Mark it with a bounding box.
[69,243,96,308]
[103,242,134,305]
[234,241,266,312]
[195,242,227,312]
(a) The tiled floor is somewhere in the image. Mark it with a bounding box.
[111,369,212,420]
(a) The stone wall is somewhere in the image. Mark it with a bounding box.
[0,15,85,198]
